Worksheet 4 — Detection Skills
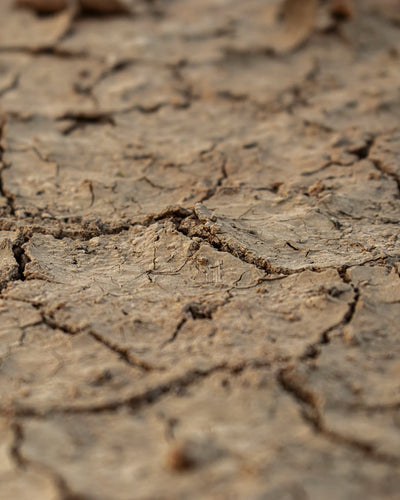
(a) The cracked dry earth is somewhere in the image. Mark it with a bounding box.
[1,0,400,499]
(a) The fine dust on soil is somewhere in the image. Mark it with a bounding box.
[0,0,400,499]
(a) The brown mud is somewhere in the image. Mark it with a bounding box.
[0,1,400,498]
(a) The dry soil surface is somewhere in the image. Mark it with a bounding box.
[1,1,400,499]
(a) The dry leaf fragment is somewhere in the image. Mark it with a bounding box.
[274,0,318,53]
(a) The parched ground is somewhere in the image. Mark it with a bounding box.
[1,0,400,499]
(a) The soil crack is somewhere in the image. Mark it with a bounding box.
[0,73,20,99]
[277,367,400,466]
[88,329,160,372]
[10,421,89,500]
[301,280,360,361]
[1,359,272,417]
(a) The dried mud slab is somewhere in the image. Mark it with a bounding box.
[17,0,134,14]
[0,0,74,51]
[0,56,104,118]
[0,226,355,413]
[12,372,400,500]
[1,0,400,499]
[282,266,400,461]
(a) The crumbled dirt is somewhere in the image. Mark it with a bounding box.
[1,1,400,499]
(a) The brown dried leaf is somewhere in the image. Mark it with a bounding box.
[273,0,318,53]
